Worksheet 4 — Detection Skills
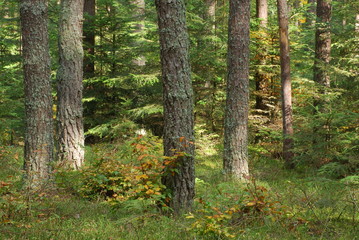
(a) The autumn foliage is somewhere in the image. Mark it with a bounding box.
[79,136,175,208]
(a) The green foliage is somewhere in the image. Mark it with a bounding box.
[286,0,359,177]
[82,0,163,140]
[188,178,290,239]
[0,147,59,228]
[186,0,229,132]
[292,79,359,175]
[1,0,359,238]
[340,175,359,185]
[85,118,138,140]
[79,136,170,210]
[0,178,29,225]
[318,162,348,179]
[1,140,359,239]
[0,0,23,145]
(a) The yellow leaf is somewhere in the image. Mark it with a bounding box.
[146,189,154,195]
[246,201,257,207]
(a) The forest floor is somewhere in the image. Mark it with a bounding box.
[0,136,358,240]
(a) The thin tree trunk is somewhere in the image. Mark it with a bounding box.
[223,0,250,179]
[314,0,331,90]
[306,0,316,25]
[205,0,216,25]
[313,0,331,145]
[277,0,294,168]
[20,0,54,187]
[293,0,301,27]
[131,0,146,66]
[255,0,269,113]
[256,0,268,26]
[155,0,195,214]
[203,0,216,130]
[83,0,95,77]
[57,0,85,169]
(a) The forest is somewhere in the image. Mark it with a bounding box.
[0,0,358,239]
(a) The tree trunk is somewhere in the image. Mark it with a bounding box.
[223,0,250,179]
[313,0,331,145]
[255,0,269,113]
[314,0,331,90]
[256,0,268,26]
[20,0,54,187]
[131,0,146,66]
[205,0,216,23]
[57,0,85,169]
[83,0,95,77]
[277,0,294,168]
[155,0,195,214]
[306,0,316,26]
[203,0,216,130]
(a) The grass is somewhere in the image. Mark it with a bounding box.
[0,137,358,240]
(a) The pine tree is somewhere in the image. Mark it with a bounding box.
[155,0,195,213]
[20,0,54,186]
[57,0,85,169]
[277,0,294,168]
[223,0,250,179]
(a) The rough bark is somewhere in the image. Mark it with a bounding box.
[20,0,54,187]
[57,0,85,169]
[277,0,294,168]
[223,0,250,179]
[255,0,269,113]
[155,0,195,214]
[83,0,95,77]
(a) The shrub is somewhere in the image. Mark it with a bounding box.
[79,136,172,209]
[188,178,290,239]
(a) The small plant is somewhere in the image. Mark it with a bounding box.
[241,177,288,220]
[0,176,35,226]
[318,162,348,178]
[79,136,173,209]
[187,198,240,239]
[188,177,290,239]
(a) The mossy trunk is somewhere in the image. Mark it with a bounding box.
[223,0,250,179]
[57,0,85,169]
[277,0,294,168]
[20,0,54,187]
[155,0,195,214]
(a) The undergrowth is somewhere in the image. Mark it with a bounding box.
[0,136,358,239]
